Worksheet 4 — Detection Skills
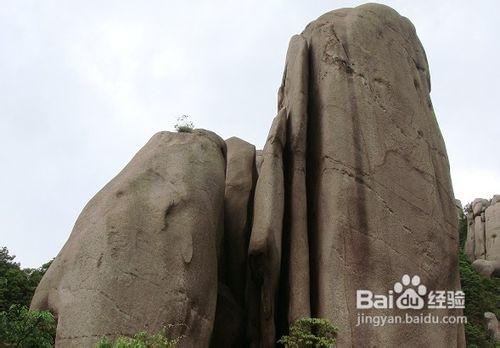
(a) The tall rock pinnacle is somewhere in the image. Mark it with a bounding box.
[31,4,464,347]
[249,3,464,346]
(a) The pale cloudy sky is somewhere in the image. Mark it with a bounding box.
[1,0,499,267]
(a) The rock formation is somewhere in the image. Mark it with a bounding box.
[485,312,500,342]
[251,3,462,346]
[31,130,227,347]
[32,3,465,347]
[465,195,500,266]
[247,111,287,347]
[255,150,263,175]
[222,137,256,306]
[471,259,500,278]
[211,137,256,346]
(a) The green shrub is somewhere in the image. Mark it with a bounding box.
[174,115,194,133]
[0,305,56,347]
[458,209,468,250]
[278,318,337,347]
[96,327,182,348]
[0,246,52,312]
[460,251,500,347]
[456,209,500,346]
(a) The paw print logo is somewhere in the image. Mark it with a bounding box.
[394,274,427,310]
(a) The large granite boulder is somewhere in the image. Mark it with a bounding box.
[492,195,500,205]
[31,4,466,347]
[31,130,226,347]
[472,259,500,279]
[472,198,489,216]
[485,312,500,342]
[255,150,263,176]
[465,196,500,264]
[247,3,464,346]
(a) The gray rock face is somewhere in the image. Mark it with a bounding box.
[474,215,487,259]
[485,312,500,342]
[291,4,462,346]
[485,202,500,261]
[32,4,465,347]
[492,195,500,205]
[223,137,256,305]
[255,150,263,176]
[465,196,500,263]
[211,137,256,346]
[247,111,287,347]
[472,259,500,279]
[279,34,311,325]
[465,210,476,260]
[244,3,464,347]
[31,130,226,347]
[473,198,490,216]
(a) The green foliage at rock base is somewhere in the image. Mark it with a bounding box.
[0,305,56,347]
[0,246,52,312]
[460,251,500,347]
[0,247,55,347]
[96,328,182,348]
[278,317,337,347]
[457,212,500,347]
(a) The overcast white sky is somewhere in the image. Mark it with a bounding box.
[1,0,499,268]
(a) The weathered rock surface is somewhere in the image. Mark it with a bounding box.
[485,202,500,261]
[247,110,287,347]
[211,137,256,346]
[473,198,490,216]
[279,34,311,326]
[223,137,256,305]
[255,150,263,175]
[474,214,487,259]
[31,130,226,347]
[465,210,476,260]
[492,195,500,205]
[471,259,500,278]
[258,3,462,347]
[466,196,500,263]
[485,312,500,341]
[32,4,466,347]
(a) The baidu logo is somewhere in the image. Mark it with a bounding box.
[394,274,427,309]
[356,274,464,310]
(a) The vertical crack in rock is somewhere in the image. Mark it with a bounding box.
[211,136,256,347]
